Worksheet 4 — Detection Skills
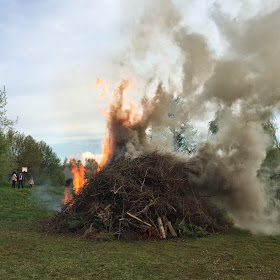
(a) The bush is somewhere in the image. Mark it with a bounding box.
[174,219,206,239]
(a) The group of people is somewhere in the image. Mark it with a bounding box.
[11,171,34,188]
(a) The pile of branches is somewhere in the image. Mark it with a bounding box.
[49,152,233,240]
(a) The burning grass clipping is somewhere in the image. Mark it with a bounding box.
[48,3,280,240]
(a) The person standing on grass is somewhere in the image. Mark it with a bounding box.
[11,171,17,188]
[28,177,34,188]
[18,173,24,188]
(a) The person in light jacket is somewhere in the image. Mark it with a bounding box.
[28,177,34,188]
[11,171,17,188]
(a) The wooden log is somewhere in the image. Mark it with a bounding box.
[163,216,177,237]
[126,212,152,227]
[157,217,166,239]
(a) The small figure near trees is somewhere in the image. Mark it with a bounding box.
[18,172,24,188]
[11,171,17,188]
[28,177,34,188]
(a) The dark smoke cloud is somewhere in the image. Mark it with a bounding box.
[106,0,280,234]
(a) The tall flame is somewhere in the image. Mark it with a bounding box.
[70,158,88,194]
[95,79,143,170]
[110,80,143,126]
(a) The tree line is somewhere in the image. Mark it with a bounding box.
[0,87,64,186]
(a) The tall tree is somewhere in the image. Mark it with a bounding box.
[0,132,13,180]
[0,86,16,130]
[16,135,43,177]
[84,158,98,179]
[9,130,42,176]
[0,87,17,180]
[38,141,64,186]
[262,116,279,149]
[261,116,280,175]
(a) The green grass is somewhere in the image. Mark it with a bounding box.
[0,182,280,280]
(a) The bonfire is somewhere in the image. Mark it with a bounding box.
[53,153,232,240]
[48,80,233,240]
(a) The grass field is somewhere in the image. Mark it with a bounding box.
[0,182,280,280]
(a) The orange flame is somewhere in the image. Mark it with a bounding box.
[62,187,73,206]
[70,158,88,194]
[95,135,110,171]
[110,80,143,126]
[94,79,143,171]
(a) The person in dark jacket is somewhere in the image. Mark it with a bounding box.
[18,173,24,188]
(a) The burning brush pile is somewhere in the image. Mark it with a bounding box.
[49,82,233,240]
[52,153,232,240]
[48,4,280,238]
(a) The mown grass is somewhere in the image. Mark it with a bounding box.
[0,182,280,280]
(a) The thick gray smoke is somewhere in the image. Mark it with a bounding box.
[105,1,280,234]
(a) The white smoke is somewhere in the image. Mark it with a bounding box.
[98,0,280,234]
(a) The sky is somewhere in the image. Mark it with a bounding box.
[1,0,125,160]
[1,0,279,161]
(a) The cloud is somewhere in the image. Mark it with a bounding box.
[1,0,280,162]
[80,151,103,165]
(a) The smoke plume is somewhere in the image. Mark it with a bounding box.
[100,1,280,234]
